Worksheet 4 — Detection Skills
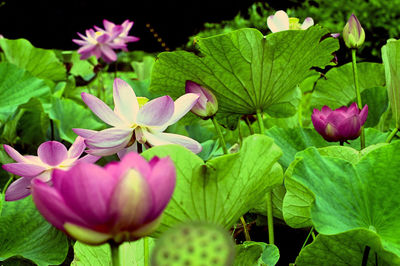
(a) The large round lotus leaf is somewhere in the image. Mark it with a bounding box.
[290,142,400,262]
[141,134,282,235]
[150,27,338,128]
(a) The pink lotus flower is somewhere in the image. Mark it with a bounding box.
[2,137,100,201]
[95,19,139,52]
[73,78,202,157]
[267,10,314,33]
[185,81,218,119]
[72,19,138,63]
[31,152,175,245]
[311,103,368,143]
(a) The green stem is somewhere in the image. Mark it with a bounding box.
[386,128,399,143]
[362,245,371,266]
[144,237,149,266]
[351,49,365,150]
[256,111,265,134]
[311,231,316,240]
[238,118,243,146]
[211,116,228,154]
[240,216,251,241]
[301,227,314,250]
[2,176,14,195]
[245,116,255,135]
[109,241,121,266]
[256,110,274,244]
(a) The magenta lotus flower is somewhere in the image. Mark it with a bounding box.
[73,78,202,157]
[31,152,175,245]
[311,103,368,143]
[2,137,100,201]
[267,10,313,33]
[72,19,138,63]
[185,81,218,118]
[94,19,139,52]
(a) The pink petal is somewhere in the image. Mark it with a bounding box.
[146,157,176,219]
[301,17,314,30]
[77,154,101,164]
[345,103,359,117]
[106,152,151,181]
[84,128,133,149]
[320,106,333,116]
[2,163,46,177]
[311,112,327,135]
[143,131,202,154]
[5,177,34,201]
[38,141,68,166]
[67,137,86,159]
[85,143,130,157]
[81,92,127,127]
[32,179,88,231]
[53,164,117,225]
[337,115,361,140]
[359,105,368,125]
[167,93,200,125]
[117,143,137,159]
[267,10,289,33]
[72,128,98,139]
[326,111,347,128]
[103,19,115,32]
[109,169,153,231]
[136,96,174,126]
[3,144,28,163]
[113,78,139,123]
[100,45,117,63]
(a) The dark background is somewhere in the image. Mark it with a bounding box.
[0,0,293,52]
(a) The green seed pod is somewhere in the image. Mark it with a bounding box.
[151,222,235,266]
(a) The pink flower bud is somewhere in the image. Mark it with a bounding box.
[343,14,365,49]
[311,103,368,143]
[31,152,176,245]
[185,81,218,118]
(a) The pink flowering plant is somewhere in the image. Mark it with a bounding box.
[1,9,400,266]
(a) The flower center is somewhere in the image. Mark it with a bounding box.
[289,17,301,30]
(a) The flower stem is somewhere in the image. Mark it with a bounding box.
[211,116,228,154]
[144,237,149,266]
[386,128,399,143]
[245,116,255,135]
[240,216,251,241]
[256,110,274,244]
[2,176,14,195]
[300,227,314,250]
[351,49,365,150]
[109,240,121,266]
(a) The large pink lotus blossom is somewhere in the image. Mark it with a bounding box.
[73,78,202,157]
[31,152,175,245]
[2,137,100,201]
[72,19,139,63]
[311,103,368,143]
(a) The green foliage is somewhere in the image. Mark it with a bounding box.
[151,222,235,266]
[72,238,155,266]
[141,135,282,234]
[151,27,338,128]
[234,241,280,266]
[289,142,400,263]
[0,196,69,265]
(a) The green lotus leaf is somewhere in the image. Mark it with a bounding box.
[150,27,338,128]
[141,134,282,234]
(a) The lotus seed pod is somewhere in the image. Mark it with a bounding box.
[151,222,235,266]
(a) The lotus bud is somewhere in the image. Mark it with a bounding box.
[343,14,365,49]
[311,103,368,144]
[185,80,218,119]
